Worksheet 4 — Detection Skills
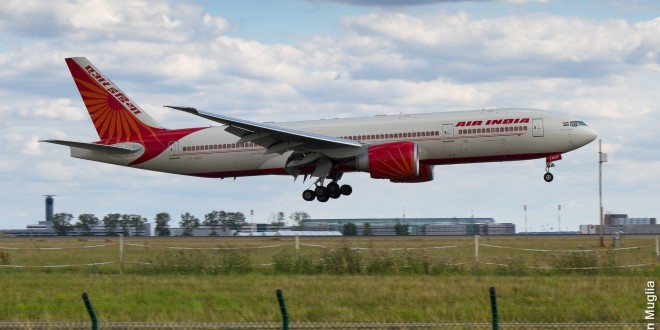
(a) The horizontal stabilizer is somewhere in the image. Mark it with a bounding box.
[40,140,142,154]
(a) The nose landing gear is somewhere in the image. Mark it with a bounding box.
[543,171,554,182]
[544,160,555,182]
[543,154,562,182]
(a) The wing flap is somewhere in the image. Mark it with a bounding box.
[265,142,303,155]
[225,125,252,137]
[237,132,271,144]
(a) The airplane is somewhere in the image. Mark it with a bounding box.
[43,57,597,202]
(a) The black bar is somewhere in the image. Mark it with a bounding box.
[489,287,498,330]
[81,293,98,330]
[276,288,289,330]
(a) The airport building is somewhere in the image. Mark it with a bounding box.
[168,218,515,237]
[1,219,152,237]
[580,213,659,235]
[301,217,515,236]
[170,223,342,237]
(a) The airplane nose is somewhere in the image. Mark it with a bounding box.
[586,127,598,143]
[580,127,598,146]
[569,127,597,148]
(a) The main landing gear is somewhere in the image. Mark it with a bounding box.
[302,179,353,202]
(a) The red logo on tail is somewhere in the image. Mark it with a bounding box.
[66,58,163,144]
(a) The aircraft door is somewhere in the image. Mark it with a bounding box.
[442,123,454,142]
[532,118,544,137]
[168,141,180,159]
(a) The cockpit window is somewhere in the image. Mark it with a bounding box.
[564,121,588,127]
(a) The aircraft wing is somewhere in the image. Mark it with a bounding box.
[165,106,363,155]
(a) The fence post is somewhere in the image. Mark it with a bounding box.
[119,234,124,275]
[474,235,480,265]
[81,293,98,330]
[489,287,498,330]
[295,235,300,258]
[276,288,289,330]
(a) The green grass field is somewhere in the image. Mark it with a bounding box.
[0,235,657,324]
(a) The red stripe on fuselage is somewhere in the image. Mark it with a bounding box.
[189,152,556,179]
[97,127,209,165]
[420,152,558,166]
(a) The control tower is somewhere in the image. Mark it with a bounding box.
[44,195,55,222]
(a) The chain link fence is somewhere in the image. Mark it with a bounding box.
[0,321,650,329]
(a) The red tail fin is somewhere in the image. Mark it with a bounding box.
[65,57,165,143]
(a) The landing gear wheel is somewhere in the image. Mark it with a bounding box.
[329,191,341,199]
[327,182,340,194]
[315,186,328,197]
[340,184,353,196]
[302,189,316,201]
[317,194,330,203]
[543,172,554,182]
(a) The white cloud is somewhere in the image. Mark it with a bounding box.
[34,161,76,181]
[18,98,87,121]
[161,54,221,80]
[4,132,23,143]
[202,14,229,32]
[0,160,16,172]
[0,0,225,43]
[325,1,552,9]
[23,135,41,155]
[65,0,124,29]
[337,11,660,80]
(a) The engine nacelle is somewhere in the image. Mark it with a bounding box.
[390,165,434,183]
[355,141,424,181]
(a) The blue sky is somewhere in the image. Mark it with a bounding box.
[0,0,658,232]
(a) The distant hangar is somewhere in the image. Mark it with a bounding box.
[301,217,515,235]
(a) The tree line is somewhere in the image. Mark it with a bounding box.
[50,211,311,236]
[51,213,148,236]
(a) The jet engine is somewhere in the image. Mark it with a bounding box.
[355,141,432,182]
[390,165,434,183]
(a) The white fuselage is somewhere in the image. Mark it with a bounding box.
[70,108,597,179]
